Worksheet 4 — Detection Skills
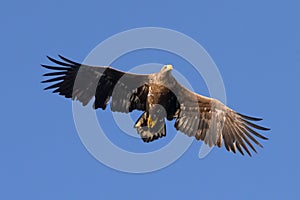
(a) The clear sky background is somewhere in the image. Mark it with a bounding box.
[1,0,300,199]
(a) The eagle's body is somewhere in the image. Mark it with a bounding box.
[42,55,270,156]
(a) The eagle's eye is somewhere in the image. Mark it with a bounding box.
[164,65,173,71]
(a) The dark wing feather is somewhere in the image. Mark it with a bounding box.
[170,76,270,156]
[42,55,150,112]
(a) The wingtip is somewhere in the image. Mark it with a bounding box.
[237,112,263,121]
[57,54,81,66]
[248,153,252,157]
[46,55,52,61]
[242,119,271,131]
[58,54,64,59]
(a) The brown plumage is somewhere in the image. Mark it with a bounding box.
[42,55,270,156]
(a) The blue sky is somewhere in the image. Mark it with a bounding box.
[1,0,300,199]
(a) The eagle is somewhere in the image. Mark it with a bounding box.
[42,55,270,156]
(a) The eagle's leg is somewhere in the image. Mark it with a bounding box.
[134,111,166,142]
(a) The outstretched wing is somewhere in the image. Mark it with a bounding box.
[42,55,150,112]
[171,76,270,156]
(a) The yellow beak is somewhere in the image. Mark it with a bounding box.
[166,64,173,70]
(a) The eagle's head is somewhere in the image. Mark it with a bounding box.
[160,64,173,73]
[158,64,173,81]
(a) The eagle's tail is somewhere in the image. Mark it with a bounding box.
[134,112,166,142]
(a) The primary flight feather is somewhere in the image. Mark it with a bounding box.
[42,55,270,156]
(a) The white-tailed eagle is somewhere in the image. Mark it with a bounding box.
[42,55,270,156]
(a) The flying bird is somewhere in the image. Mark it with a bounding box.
[42,55,270,156]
